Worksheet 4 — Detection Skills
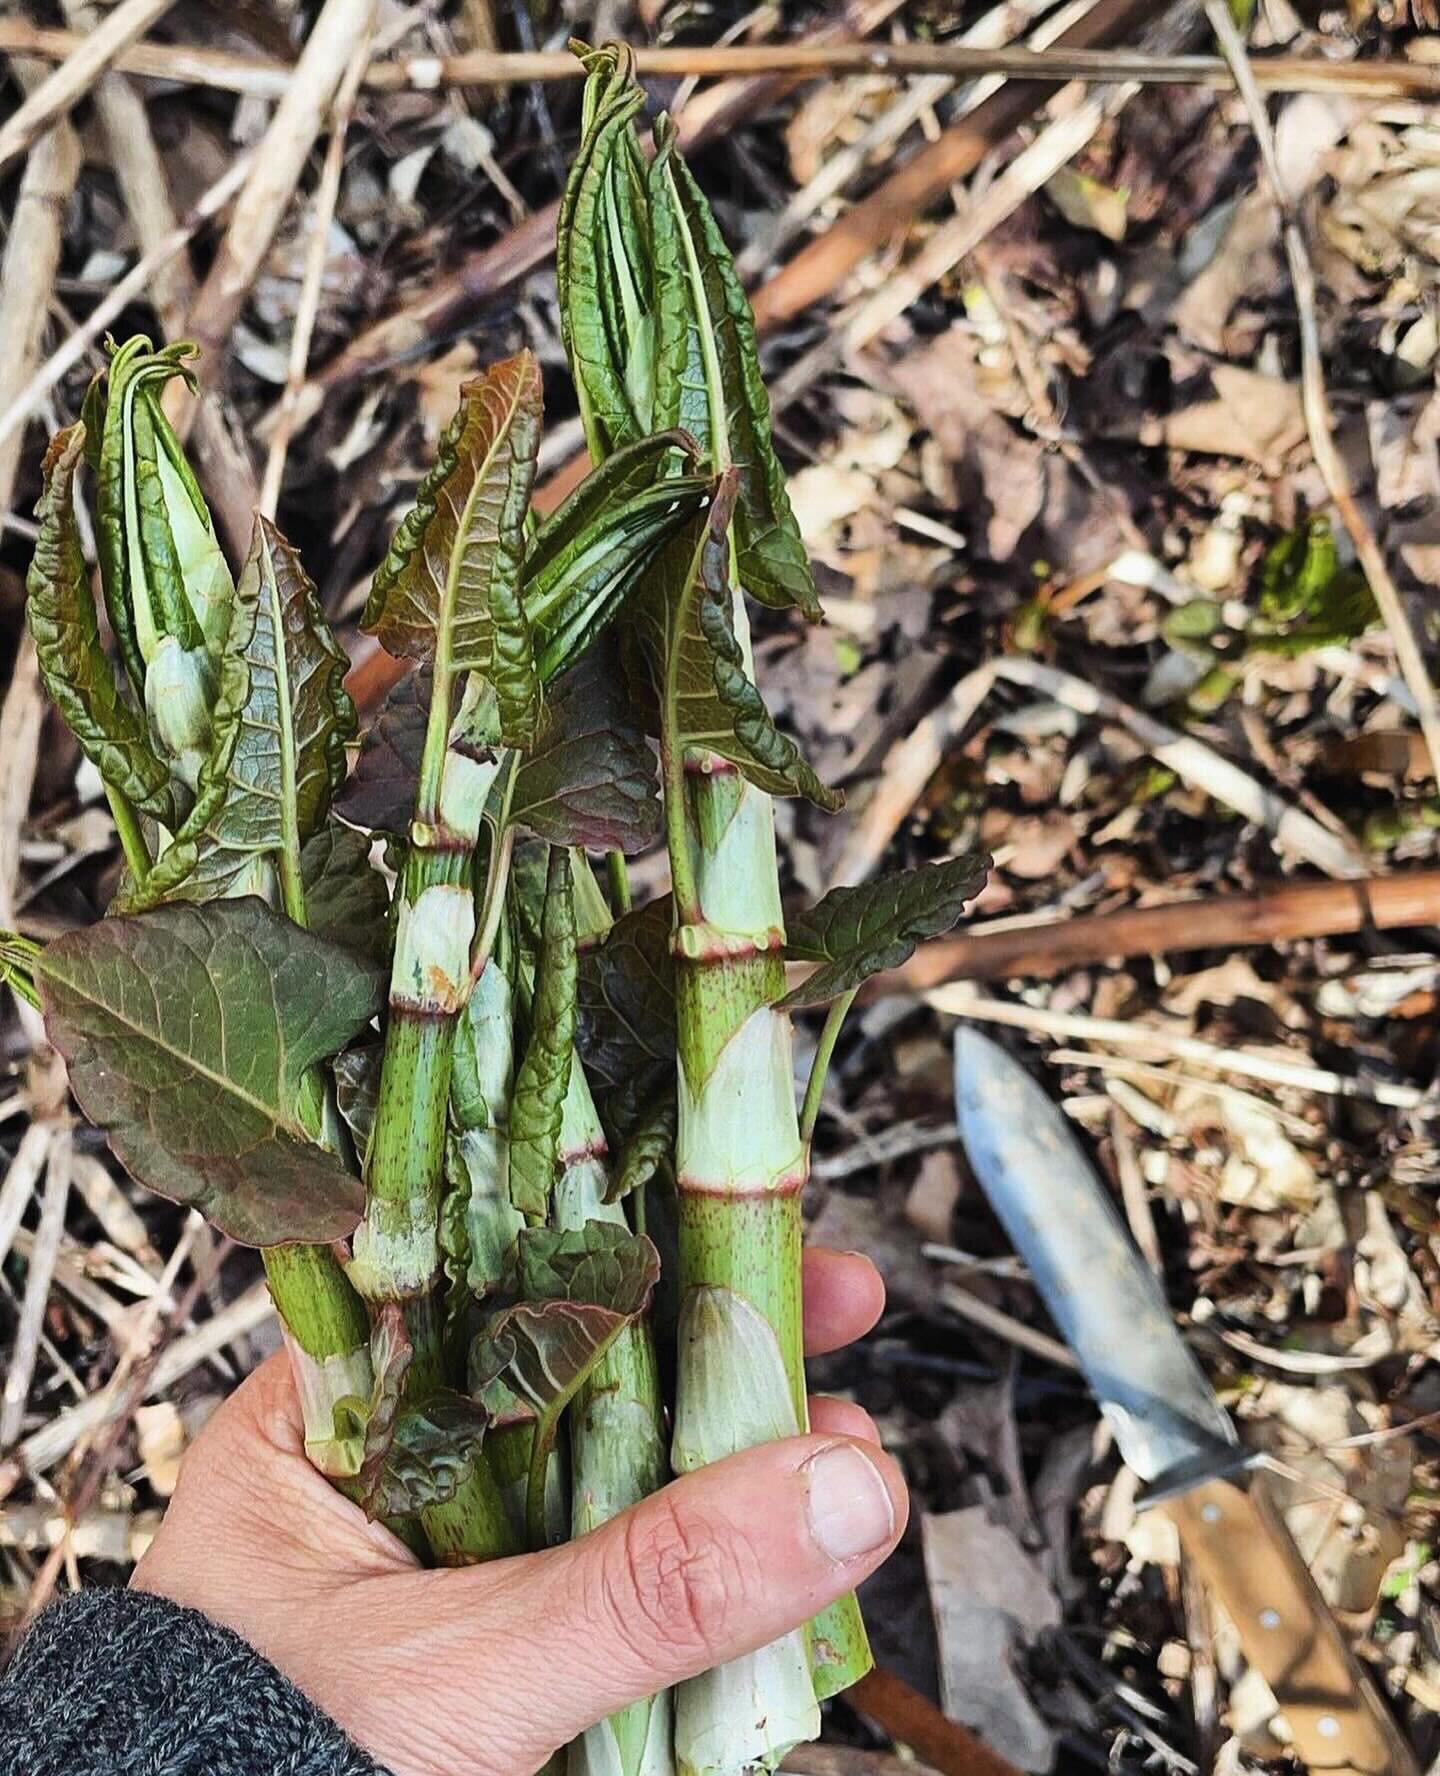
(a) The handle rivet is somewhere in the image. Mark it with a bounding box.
[1317,1717,1340,1739]
[1201,1503,1222,1523]
[1259,1608,1281,1629]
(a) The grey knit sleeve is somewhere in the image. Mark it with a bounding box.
[0,1586,390,1776]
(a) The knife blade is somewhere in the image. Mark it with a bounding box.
[954,1026,1417,1776]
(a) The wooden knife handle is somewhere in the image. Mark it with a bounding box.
[1165,1475,1417,1776]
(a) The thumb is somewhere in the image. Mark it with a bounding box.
[437,1432,907,1762]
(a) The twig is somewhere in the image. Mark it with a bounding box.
[941,1282,1082,1369]
[0,153,256,454]
[857,869,1440,997]
[0,1122,54,1273]
[0,79,81,1001]
[831,663,998,888]
[0,1127,71,1448]
[991,657,1367,878]
[1109,1107,1163,1278]
[734,0,1053,283]
[0,0,181,174]
[69,1154,159,1270]
[0,92,81,525]
[770,78,1137,416]
[850,1666,1026,1776]
[18,1216,219,1623]
[2,22,1437,100]
[259,24,373,517]
[1206,1,1440,787]
[60,0,195,330]
[3,1279,275,1488]
[924,984,1431,1110]
[170,0,378,425]
[748,0,1157,335]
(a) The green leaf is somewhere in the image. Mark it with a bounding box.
[649,123,821,620]
[112,539,261,909]
[1258,515,1339,623]
[93,337,233,689]
[522,430,709,682]
[301,823,392,967]
[607,1087,676,1204]
[37,898,378,1245]
[510,643,660,854]
[575,896,674,1143]
[362,351,542,747]
[25,426,179,826]
[479,1220,660,1416]
[780,854,989,1010]
[557,42,653,455]
[1249,570,1377,657]
[508,849,577,1221]
[148,519,355,904]
[335,667,429,834]
[637,475,840,810]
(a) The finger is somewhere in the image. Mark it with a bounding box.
[802,1248,885,1355]
[420,1432,907,1764]
[808,1394,880,1445]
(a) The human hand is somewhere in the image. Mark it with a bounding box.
[132,1249,907,1776]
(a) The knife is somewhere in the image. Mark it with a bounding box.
[954,1026,1417,1776]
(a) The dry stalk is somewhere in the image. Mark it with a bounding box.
[734,0,1057,282]
[1204,1,1440,789]
[830,664,999,888]
[259,24,374,516]
[169,0,378,429]
[60,0,195,330]
[767,77,1130,406]
[4,1279,274,1490]
[859,868,1440,996]
[0,154,256,454]
[924,984,1431,1109]
[0,0,182,173]
[991,657,1367,877]
[0,1123,54,1273]
[18,1216,218,1623]
[940,1282,1081,1369]
[2,21,1438,100]
[0,80,82,1027]
[0,1127,72,1448]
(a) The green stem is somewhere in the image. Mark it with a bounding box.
[660,738,700,928]
[104,780,152,884]
[605,849,632,915]
[526,1406,562,1551]
[798,989,858,1148]
[423,1456,519,1564]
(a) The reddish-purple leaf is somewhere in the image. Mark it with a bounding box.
[37,898,377,1245]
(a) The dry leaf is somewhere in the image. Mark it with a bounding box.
[135,1401,186,1497]
[923,1507,1061,1772]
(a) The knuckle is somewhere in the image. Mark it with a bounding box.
[605,1494,754,1664]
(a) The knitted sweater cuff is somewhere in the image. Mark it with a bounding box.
[0,1585,389,1776]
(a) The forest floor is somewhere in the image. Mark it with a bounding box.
[2,1,1440,1771]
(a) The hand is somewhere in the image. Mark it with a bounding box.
[132,1249,908,1776]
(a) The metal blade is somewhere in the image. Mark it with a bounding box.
[954,1026,1235,1482]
